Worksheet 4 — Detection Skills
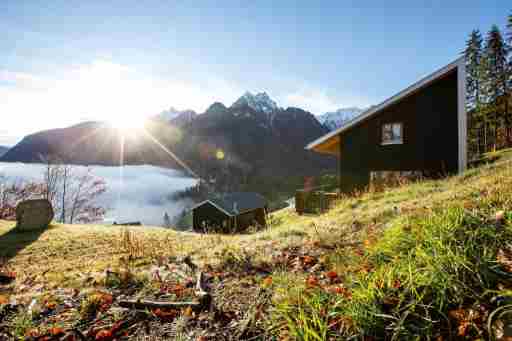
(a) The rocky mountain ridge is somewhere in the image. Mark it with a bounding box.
[1,94,336,191]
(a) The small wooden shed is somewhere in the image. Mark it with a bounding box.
[192,192,268,233]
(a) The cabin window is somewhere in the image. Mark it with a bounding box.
[381,123,403,145]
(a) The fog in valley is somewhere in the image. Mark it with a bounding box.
[0,162,198,226]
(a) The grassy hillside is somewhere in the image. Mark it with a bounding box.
[1,149,512,339]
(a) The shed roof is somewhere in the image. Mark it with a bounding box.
[192,192,267,216]
[305,57,464,155]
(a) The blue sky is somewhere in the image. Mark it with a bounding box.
[0,0,510,145]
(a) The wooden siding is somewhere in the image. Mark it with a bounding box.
[338,69,459,191]
[192,203,267,233]
[192,202,231,232]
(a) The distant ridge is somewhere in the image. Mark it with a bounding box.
[317,107,365,130]
[1,92,336,186]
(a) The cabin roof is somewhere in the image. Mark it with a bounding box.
[305,57,464,155]
[191,192,267,216]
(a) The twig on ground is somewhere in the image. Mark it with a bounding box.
[118,299,203,310]
[183,255,198,272]
[119,271,211,312]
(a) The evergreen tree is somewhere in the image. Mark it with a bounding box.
[483,25,509,149]
[464,30,484,156]
[465,30,484,109]
[507,14,512,111]
[163,212,171,228]
[508,13,512,49]
[506,14,512,144]
[508,13,512,62]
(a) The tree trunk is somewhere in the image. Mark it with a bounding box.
[60,168,67,223]
[506,98,511,147]
[484,121,488,153]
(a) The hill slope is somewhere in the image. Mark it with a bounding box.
[1,150,512,339]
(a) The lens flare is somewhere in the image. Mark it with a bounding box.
[216,149,225,160]
[108,115,146,132]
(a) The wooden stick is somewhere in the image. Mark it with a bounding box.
[118,299,202,310]
[182,255,198,272]
[0,273,15,285]
[195,271,211,309]
[119,272,211,312]
[195,271,206,294]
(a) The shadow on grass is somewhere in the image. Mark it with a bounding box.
[0,222,47,264]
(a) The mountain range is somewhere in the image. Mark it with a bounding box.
[157,107,198,127]
[317,107,365,130]
[0,92,363,194]
[156,92,364,131]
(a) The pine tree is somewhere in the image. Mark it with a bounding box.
[483,25,509,149]
[505,13,512,145]
[507,13,512,125]
[464,30,484,156]
[508,13,512,49]
[163,212,171,228]
[465,30,484,108]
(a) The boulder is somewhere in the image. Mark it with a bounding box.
[15,199,54,231]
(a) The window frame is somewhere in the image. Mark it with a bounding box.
[381,122,403,145]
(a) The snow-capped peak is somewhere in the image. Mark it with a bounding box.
[158,107,196,121]
[156,107,197,126]
[317,107,365,130]
[231,91,279,113]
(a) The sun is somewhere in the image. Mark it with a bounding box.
[107,115,146,132]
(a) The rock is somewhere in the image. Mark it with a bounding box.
[15,199,54,231]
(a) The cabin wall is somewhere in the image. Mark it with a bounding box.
[234,208,267,231]
[192,202,231,232]
[193,204,267,233]
[338,69,459,192]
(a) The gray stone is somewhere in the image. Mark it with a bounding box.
[15,199,54,231]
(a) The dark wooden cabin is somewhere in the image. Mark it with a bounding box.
[192,192,268,233]
[306,58,467,192]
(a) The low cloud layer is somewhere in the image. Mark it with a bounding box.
[0,162,197,226]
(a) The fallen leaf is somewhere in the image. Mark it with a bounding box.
[330,286,352,299]
[98,293,113,311]
[95,329,113,340]
[46,301,57,310]
[303,256,316,266]
[25,328,40,338]
[262,276,273,288]
[49,327,65,336]
[306,275,319,288]
[325,271,338,281]
[153,308,178,322]
[183,306,193,317]
[457,321,470,337]
[171,284,186,297]
[449,309,466,321]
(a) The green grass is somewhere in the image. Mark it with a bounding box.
[2,148,512,339]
